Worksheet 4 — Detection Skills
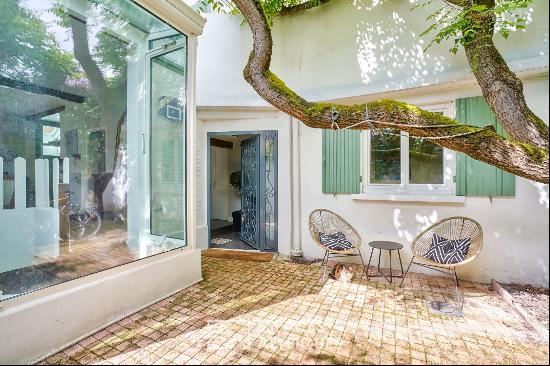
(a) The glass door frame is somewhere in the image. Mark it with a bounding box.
[206,130,278,252]
[143,39,188,248]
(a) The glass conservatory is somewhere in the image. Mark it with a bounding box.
[0,0,204,363]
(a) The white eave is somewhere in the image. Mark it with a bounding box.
[135,0,207,36]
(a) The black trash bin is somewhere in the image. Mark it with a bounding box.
[232,210,242,233]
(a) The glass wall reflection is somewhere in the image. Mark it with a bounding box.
[0,0,188,301]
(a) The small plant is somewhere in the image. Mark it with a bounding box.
[230,170,241,191]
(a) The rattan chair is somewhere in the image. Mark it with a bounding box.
[308,209,368,277]
[399,217,483,304]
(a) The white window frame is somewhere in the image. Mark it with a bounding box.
[361,102,457,199]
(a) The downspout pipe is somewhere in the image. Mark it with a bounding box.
[290,116,303,257]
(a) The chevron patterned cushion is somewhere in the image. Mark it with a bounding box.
[425,234,471,264]
[319,232,354,251]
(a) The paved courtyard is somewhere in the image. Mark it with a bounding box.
[41,256,549,365]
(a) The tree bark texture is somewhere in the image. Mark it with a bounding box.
[463,9,548,148]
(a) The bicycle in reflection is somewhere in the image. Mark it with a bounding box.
[61,190,102,240]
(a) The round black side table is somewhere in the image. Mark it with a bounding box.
[366,241,405,283]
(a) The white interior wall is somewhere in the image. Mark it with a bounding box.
[210,139,243,222]
[228,141,241,215]
[210,136,243,222]
[210,145,231,221]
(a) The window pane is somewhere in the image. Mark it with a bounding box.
[0,0,187,301]
[149,34,185,50]
[42,124,61,157]
[150,47,186,241]
[409,138,444,184]
[370,130,401,184]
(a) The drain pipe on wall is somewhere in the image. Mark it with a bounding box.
[290,117,303,257]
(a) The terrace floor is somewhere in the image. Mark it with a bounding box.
[0,221,133,299]
[40,255,549,365]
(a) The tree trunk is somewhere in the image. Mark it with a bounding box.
[231,0,549,183]
[69,12,128,214]
[463,10,548,149]
[70,16,109,105]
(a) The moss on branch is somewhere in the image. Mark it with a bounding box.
[265,71,310,108]
[515,141,550,163]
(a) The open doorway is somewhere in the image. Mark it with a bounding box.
[208,131,278,252]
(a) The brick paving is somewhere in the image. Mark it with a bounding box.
[41,256,549,365]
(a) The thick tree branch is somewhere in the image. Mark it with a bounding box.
[233,0,549,183]
[70,16,109,105]
[463,7,549,149]
[70,11,127,187]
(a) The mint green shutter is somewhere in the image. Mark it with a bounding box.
[322,129,361,194]
[455,97,516,196]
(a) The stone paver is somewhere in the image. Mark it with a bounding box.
[41,256,549,365]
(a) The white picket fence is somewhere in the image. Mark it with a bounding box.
[0,156,69,273]
[0,156,69,210]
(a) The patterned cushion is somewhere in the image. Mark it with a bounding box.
[425,234,471,264]
[319,232,354,251]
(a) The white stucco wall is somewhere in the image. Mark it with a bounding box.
[297,75,549,287]
[196,0,549,105]
[194,1,549,286]
[195,90,549,286]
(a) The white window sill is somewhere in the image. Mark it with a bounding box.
[351,193,465,203]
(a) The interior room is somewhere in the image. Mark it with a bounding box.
[209,134,256,251]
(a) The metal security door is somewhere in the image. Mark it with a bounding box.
[240,136,260,248]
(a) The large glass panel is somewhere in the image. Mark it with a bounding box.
[369,130,401,184]
[0,0,187,301]
[409,138,444,184]
[150,46,187,241]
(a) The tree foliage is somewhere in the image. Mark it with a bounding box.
[195,0,329,24]
[197,0,534,49]
[0,1,78,88]
[416,0,534,53]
